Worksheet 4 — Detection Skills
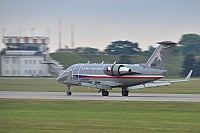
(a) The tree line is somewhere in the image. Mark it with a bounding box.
[76,33,200,56]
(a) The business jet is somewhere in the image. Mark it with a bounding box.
[56,41,193,96]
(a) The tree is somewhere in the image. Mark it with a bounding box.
[181,54,196,77]
[179,34,200,44]
[104,40,141,55]
[75,47,100,54]
[193,59,200,77]
[118,54,131,64]
[83,47,100,54]
[172,47,182,56]
[142,45,156,56]
[178,33,200,55]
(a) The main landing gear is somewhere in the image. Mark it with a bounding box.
[101,90,109,96]
[122,87,129,96]
[66,85,72,96]
[100,87,129,96]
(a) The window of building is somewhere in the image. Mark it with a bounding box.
[5,58,9,64]
[25,60,28,64]
[29,60,32,64]
[29,70,32,74]
[33,60,36,64]
[33,70,36,73]
[13,70,17,74]
[13,59,17,64]
[39,70,42,75]
[6,70,9,74]
[39,60,42,64]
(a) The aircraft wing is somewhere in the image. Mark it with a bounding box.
[81,82,112,90]
[80,80,124,90]
[128,70,193,90]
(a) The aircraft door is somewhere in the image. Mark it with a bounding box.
[77,64,85,80]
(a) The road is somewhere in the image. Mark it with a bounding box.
[0,91,199,102]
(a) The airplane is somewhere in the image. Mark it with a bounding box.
[56,41,193,96]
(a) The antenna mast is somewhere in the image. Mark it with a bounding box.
[31,27,34,37]
[2,28,6,37]
[71,24,75,48]
[58,18,62,50]
[23,28,26,36]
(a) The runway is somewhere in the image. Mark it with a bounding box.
[0,91,199,102]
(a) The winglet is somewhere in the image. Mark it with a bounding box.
[170,70,193,83]
[185,70,193,81]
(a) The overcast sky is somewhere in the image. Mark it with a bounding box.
[0,0,200,52]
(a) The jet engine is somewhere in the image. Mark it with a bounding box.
[104,64,131,76]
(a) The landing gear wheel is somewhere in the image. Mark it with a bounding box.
[122,87,129,96]
[66,91,72,96]
[122,90,129,96]
[102,90,109,96]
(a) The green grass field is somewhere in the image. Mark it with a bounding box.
[0,78,199,94]
[0,78,200,132]
[0,99,200,133]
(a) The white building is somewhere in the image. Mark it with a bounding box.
[1,36,51,77]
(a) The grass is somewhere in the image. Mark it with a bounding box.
[0,78,65,92]
[0,77,199,132]
[0,78,199,94]
[50,52,88,68]
[0,99,200,133]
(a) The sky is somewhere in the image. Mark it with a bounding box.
[0,0,200,52]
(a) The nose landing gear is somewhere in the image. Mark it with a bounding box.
[66,85,72,96]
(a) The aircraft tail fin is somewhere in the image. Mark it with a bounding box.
[145,41,177,70]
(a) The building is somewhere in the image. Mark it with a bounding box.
[1,36,51,77]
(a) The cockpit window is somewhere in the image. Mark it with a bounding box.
[65,65,75,72]
[66,68,70,72]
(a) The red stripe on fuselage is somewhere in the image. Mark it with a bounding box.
[78,75,163,79]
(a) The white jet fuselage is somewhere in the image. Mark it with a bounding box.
[57,63,165,88]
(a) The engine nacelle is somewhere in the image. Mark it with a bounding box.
[104,64,131,76]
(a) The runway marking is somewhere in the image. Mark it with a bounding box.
[0,91,199,102]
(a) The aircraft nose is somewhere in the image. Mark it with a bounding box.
[56,76,63,82]
[57,71,68,83]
